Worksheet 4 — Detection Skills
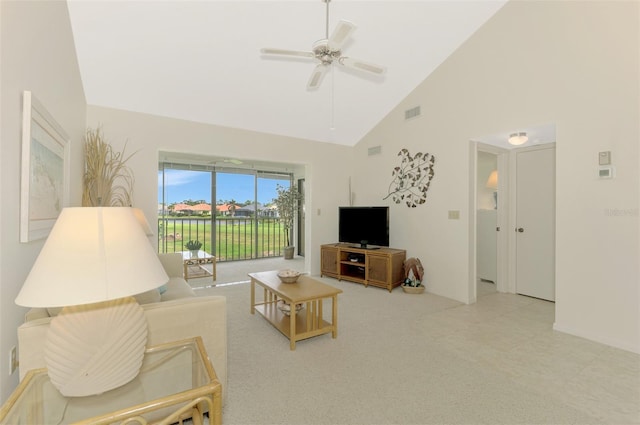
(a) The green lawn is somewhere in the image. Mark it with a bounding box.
[158,217,286,261]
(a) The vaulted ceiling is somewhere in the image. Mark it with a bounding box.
[67,0,508,146]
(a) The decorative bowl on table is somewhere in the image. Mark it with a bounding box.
[277,300,304,316]
[277,269,301,283]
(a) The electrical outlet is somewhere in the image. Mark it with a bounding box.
[9,346,17,375]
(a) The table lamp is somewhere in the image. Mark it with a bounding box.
[133,207,154,236]
[486,170,498,209]
[15,207,169,397]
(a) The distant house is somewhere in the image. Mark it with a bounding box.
[263,204,278,218]
[191,203,212,215]
[171,203,211,216]
[235,203,264,217]
[234,203,259,217]
[234,203,277,218]
[216,203,237,217]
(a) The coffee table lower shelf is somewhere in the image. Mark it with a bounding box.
[254,302,334,344]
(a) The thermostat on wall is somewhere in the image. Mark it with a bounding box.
[599,166,615,179]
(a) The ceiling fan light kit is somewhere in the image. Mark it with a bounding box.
[260,0,386,90]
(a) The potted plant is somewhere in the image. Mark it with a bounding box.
[273,183,303,259]
[185,240,202,255]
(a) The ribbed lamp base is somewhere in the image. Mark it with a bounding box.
[44,297,148,397]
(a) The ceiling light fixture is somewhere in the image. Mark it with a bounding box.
[508,132,528,146]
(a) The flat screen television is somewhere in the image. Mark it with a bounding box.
[338,206,389,249]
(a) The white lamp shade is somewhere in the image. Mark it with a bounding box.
[132,207,154,236]
[16,207,169,308]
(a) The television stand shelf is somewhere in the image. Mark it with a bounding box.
[321,243,406,292]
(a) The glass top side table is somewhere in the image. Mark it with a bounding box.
[181,250,216,282]
[0,336,221,425]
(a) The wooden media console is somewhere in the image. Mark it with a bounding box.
[320,243,406,292]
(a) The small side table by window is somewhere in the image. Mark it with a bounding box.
[181,250,216,282]
[0,336,221,425]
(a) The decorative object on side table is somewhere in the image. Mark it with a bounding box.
[185,239,203,254]
[14,207,169,397]
[402,257,425,294]
[273,182,304,259]
[277,269,302,283]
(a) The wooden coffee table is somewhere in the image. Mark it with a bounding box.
[249,271,342,350]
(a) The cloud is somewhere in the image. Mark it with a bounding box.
[158,170,199,187]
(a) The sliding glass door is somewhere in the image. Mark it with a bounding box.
[158,168,213,254]
[158,163,294,262]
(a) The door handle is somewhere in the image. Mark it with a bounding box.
[516,227,524,233]
[496,227,500,231]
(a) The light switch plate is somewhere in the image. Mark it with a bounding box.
[599,151,611,165]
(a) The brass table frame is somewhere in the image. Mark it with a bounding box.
[0,337,222,425]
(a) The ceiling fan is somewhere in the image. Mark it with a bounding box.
[260,0,386,90]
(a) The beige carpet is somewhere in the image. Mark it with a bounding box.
[194,279,639,425]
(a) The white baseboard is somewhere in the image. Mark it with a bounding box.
[553,322,640,354]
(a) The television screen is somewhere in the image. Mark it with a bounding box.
[338,206,389,249]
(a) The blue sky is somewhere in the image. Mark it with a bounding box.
[158,170,288,205]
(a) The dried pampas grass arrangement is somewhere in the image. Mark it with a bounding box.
[82,128,135,207]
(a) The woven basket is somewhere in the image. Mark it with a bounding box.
[402,285,425,294]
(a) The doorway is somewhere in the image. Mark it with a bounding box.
[469,123,556,303]
[474,144,508,301]
[477,151,498,296]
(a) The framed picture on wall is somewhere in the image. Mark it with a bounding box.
[20,91,70,242]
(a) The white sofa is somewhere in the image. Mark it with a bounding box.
[16,253,228,403]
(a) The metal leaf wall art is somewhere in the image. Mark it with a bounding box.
[384,149,436,207]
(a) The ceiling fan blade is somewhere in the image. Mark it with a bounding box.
[260,48,315,58]
[307,64,329,90]
[327,20,356,51]
[339,57,386,75]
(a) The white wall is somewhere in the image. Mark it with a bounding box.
[0,1,86,402]
[85,106,354,275]
[355,0,639,353]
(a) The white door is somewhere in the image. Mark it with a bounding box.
[515,146,555,301]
